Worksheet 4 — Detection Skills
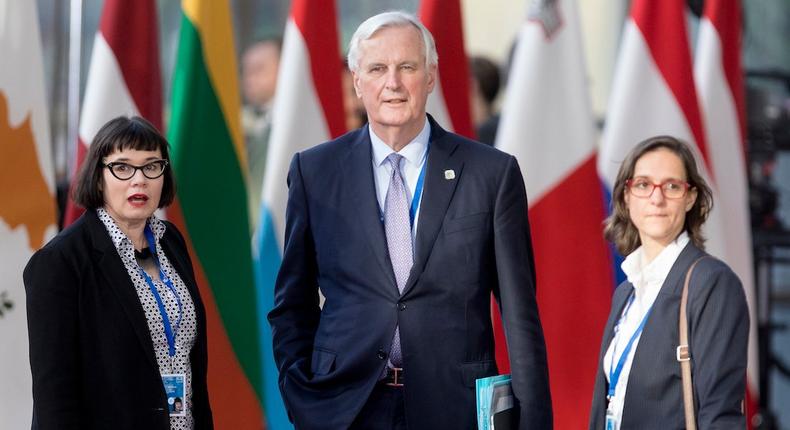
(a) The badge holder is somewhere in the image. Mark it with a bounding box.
[605,407,619,430]
[163,373,187,416]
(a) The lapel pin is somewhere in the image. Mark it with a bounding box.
[444,169,455,180]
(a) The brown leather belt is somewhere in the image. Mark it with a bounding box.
[381,367,404,387]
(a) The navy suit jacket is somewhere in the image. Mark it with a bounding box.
[268,116,552,430]
[589,243,748,429]
[24,209,213,429]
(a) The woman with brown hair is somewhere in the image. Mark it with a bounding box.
[589,136,748,429]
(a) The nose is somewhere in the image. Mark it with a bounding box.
[129,168,148,185]
[384,67,402,91]
[648,185,665,203]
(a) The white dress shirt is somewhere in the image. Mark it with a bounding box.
[603,232,690,425]
[370,118,430,239]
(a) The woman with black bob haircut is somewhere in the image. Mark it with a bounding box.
[24,116,213,429]
[589,136,748,429]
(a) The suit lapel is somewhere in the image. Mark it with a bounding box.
[160,234,201,313]
[402,118,462,295]
[623,242,706,407]
[601,284,635,363]
[160,234,208,340]
[86,211,159,370]
[593,283,634,423]
[657,243,706,296]
[344,129,398,291]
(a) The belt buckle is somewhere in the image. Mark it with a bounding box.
[385,367,404,387]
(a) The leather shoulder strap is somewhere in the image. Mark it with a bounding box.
[678,256,708,430]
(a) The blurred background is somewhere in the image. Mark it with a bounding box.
[2,0,790,428]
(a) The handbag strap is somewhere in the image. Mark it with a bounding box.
[678,256,707,430]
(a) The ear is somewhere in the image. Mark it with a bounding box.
[685,188,698,212]
[426,63,437,94]
[352,71,363,99]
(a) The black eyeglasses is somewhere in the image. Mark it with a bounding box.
[103,160,169,180]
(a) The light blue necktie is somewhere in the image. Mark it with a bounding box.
[384,153,413,367]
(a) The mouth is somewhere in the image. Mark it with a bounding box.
[127,194,149,207]
[384,98,407,105]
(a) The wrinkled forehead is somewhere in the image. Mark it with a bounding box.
[358,24,425,62]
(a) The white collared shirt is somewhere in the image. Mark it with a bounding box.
[370,118,430,238]
[603,232,690,424]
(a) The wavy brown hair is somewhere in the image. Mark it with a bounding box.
[603,136,714,255]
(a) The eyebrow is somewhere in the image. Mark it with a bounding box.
[632,174,686,181]
[365,60,420,68]
[106,157,162,162]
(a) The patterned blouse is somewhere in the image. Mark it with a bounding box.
[98,208,197,430]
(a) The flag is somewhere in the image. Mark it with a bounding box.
[62,0,163,226]
[495,1,613,427]
[0,1,56,427]
[418,0,474,138]
[597,0,725,270]
[255,0,345,427]
[694,0,759,421]
[168,1,264,427]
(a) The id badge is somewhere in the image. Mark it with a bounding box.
[605,408,619,430]
[162,373,186,416]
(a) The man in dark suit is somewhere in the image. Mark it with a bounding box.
[268,11,552,430]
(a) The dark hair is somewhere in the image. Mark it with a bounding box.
[245,36,282,54]
[72,116,175,209]
[469,56,501,105]
[603,135,714,255]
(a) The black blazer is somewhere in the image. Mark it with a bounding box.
[589,243,748,429]
[268,116,552,430]
[24,209,213,429]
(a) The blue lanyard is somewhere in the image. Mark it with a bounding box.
[139,224,183,359]
[607,293,653,399]
[409,153,428,227]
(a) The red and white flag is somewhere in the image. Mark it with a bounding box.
[598,0,711,186]
[598,0,727,252]
[256,0,346,427]
[694,0,759,420]
[0,1,56,427]
[62,0,162,226]
[418,0,474,138]
[495,1,613,427]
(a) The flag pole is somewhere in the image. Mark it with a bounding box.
[66,0,82,179]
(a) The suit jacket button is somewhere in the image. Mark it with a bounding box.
[398,303,407,311]
[377,350,387,360]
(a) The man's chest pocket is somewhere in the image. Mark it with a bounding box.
[443,212,490,235]
[441,212,492,284]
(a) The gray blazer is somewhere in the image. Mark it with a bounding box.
[589,243,748,429]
